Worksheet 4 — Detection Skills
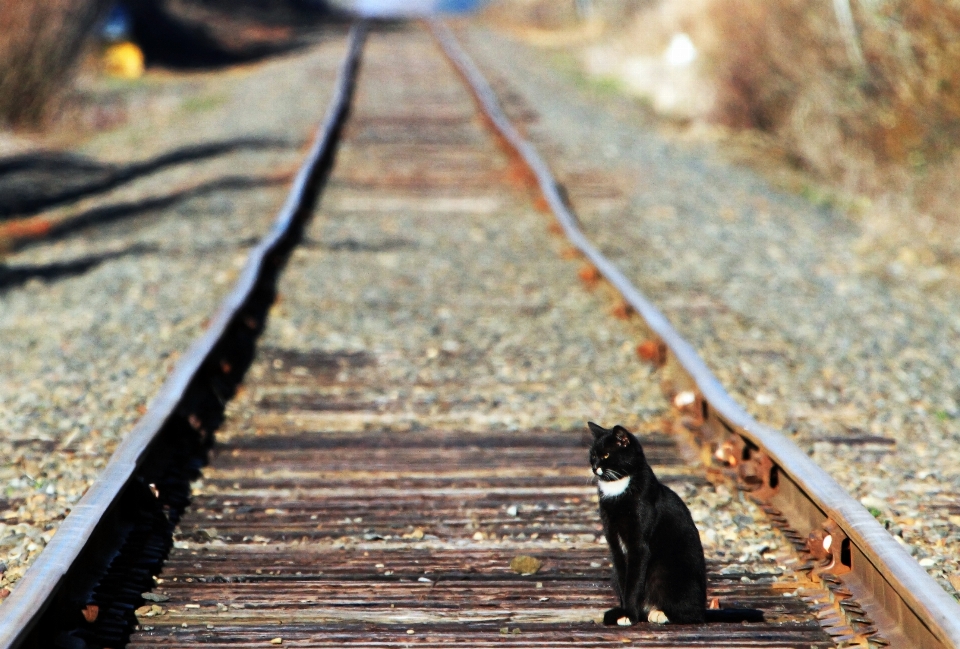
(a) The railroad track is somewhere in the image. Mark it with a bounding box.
[2,18,960,649]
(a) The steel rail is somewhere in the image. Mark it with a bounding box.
[430,18,960,649]
[0,22,367,649]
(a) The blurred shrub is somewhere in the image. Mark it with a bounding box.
[489,0,960,231]
[0,0,110,126]
[125,0,339,69]
[707,0,960,184]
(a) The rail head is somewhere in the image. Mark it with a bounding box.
[0,23,367,649]
[429,18,960,649]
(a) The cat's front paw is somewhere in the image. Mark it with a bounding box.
[617,616,633,626]
[647,609,669,624]
[603,607,628,626]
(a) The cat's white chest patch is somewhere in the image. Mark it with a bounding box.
[598,476,631,498]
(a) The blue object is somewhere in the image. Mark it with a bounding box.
[100,4,132,42]
[438,0,489,13]
[344,0,488,17]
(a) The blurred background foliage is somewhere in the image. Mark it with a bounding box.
[0,0,338,128]
[3,0,960,232]
[488,0,960,241]
[708,0,960,201]
[0,0,112,126]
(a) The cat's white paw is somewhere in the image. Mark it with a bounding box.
[647,609,669,624]
[616,616,633,626]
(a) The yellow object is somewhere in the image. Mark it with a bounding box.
[509,555,543,575]
[103,41,145,79]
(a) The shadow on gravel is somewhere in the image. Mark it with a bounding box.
[301,236,418,252]
[6,173,290,252]
[0,243,157,293]
[0,137,293,220]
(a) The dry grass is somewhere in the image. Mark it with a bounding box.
[600,0,960,178]
[488,0,960,251]
[705,0,960,226]
[0,0,109,127]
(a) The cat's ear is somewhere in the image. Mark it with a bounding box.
[613,425,632,448]
[587,421,607,439]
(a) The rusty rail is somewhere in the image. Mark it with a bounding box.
[0,22,367,649]
[429,18,960,649]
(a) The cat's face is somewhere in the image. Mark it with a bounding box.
[588,422,642,481]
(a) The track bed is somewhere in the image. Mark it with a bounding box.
[126,25,836,649]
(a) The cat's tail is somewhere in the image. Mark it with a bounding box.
[703,608,765,623]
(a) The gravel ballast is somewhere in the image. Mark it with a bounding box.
[460,22,960,598]
[0,30,350,597]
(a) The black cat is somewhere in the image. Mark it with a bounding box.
[588,421,763,626]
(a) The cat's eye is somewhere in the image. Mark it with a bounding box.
[602,453,609,459]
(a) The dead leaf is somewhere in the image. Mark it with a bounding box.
[135,604,164,618]
[510,555,543,575]
[81,604,99,623]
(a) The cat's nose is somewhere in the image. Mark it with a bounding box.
[594,467,603,476]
